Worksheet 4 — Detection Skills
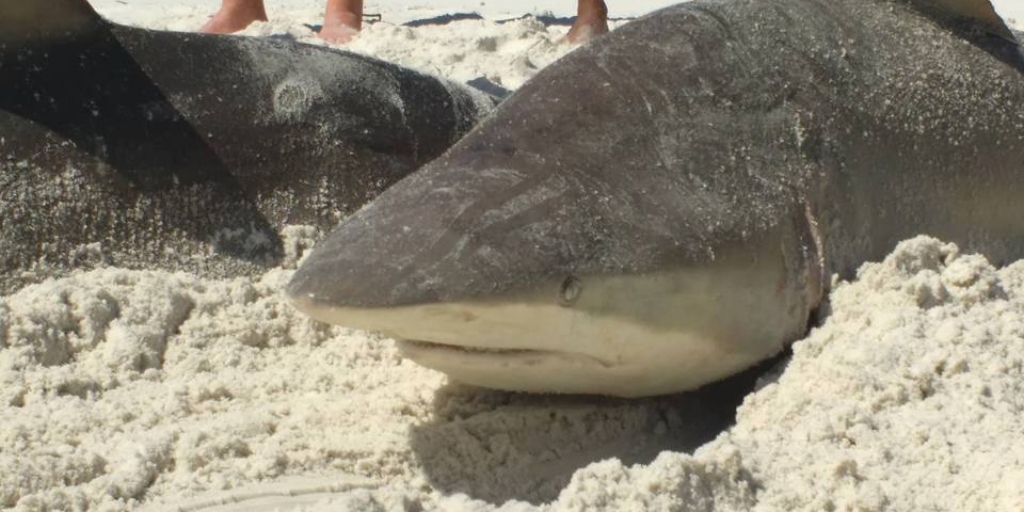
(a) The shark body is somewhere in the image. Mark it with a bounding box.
[290,0,1024,397]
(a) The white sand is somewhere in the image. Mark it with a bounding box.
[3,2,1023,511]
[89,0,661,90]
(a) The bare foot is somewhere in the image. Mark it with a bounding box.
[565,0,609,44]
[200,0,268,34]
[318,0,362,44]
[318,17,360,44]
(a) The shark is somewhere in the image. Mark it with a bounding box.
[289,0,1024,397]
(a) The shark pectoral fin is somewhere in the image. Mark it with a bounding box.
[0,0,103,44]
[1,0,283,263]
[1,0,237,192]
[915,0,1014,40]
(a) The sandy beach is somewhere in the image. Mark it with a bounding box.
[2,1,1023,510]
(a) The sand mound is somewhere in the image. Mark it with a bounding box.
[2,237,1022,511]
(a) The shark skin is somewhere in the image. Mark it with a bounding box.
[289,0,1024,397]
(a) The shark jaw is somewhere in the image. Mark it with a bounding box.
[289,296,756,398]
[289,259,811,397]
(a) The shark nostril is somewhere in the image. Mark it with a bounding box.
[558,276,582,306]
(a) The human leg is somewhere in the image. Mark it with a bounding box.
[318,0,363,43]
[200,0,269,34]
[565,0,608,44]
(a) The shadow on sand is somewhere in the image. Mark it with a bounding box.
[408,354,787,505]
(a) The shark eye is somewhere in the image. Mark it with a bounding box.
[558,276,582,306]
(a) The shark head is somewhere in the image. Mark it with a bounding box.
[287,121,820,397]
[288,7,824,396]
[289,229,814,397]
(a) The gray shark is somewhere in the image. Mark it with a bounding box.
[0,0,495,294]
[289,0,1024,397]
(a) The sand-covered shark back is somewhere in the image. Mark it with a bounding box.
[0,0,496,294]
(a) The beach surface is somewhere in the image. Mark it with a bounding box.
[2,1,1023,510]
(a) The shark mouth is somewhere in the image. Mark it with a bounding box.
[395,339,616,369]
[399,339,536,354]
[393,338,665,396]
